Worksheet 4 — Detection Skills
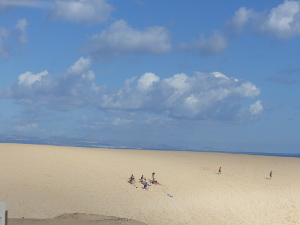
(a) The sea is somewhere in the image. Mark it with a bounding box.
[0,134,299,158]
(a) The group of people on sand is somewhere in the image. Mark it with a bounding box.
[128,172,161,190]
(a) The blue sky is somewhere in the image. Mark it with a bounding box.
[0,0,300,153]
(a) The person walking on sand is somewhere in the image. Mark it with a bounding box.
[270,171,272,179]
[218,167,222,175]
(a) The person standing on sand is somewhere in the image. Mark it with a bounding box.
[218,167,221,175]
[152,172,155,179]
[270,171,272,179]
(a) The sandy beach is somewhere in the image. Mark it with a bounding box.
[0,143,299,225]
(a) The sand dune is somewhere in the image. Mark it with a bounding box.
[0,143,299,225]
[8,213,146,225]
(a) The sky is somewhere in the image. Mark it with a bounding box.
[0,0,300,153]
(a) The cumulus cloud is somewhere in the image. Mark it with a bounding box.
[0,19,28,59]
[0,51,263,122]
[137,73,160,91]
[226,1,300,39]
[18,70,48,87]
[179,31,228,56]
[98,72,262,122]
[225,7,255,35]
[0,57,100,111]
[258,0,300,39]
[237,100,263,122]
[48,0,113,25]
[84,19,172,61]
[181,1,300,56]
[249,100,263,115]
[67,56,92,74]
[0,64,263,123]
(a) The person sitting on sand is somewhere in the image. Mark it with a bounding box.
[151,178,161,185]
[142,179,151,186]
[128,174,136,184]
[143,182,149,190]
[129,177,135,184]
[140,175,145,182]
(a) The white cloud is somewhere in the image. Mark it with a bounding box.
[15,18,28,43]
[237,100,263,122]
[18,70,48,87]
[234,82,260,97]
[85,19,171,61]
[65,57,95,87]
[179,1,300,58]
[225,7,255,35]
[212,72,230,80]
[0,61,262,122]
[0,57,99,111]
[137,73,160,91]
[99,71,262,122]
[82,70,95,82]
[226,1,300,39]
[259,0,300,39]
[164,73,192,106]
[49,0,113,25]
[67,57,92,74]
[249,100,263,116]
[179,30,228,56]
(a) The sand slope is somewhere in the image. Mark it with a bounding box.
[0,143,299,225]
[8,213,146,225]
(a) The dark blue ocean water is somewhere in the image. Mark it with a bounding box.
[243,152,300,158]
[153,149,300,158]
[1,135,299,158]
[193,150,300,158]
